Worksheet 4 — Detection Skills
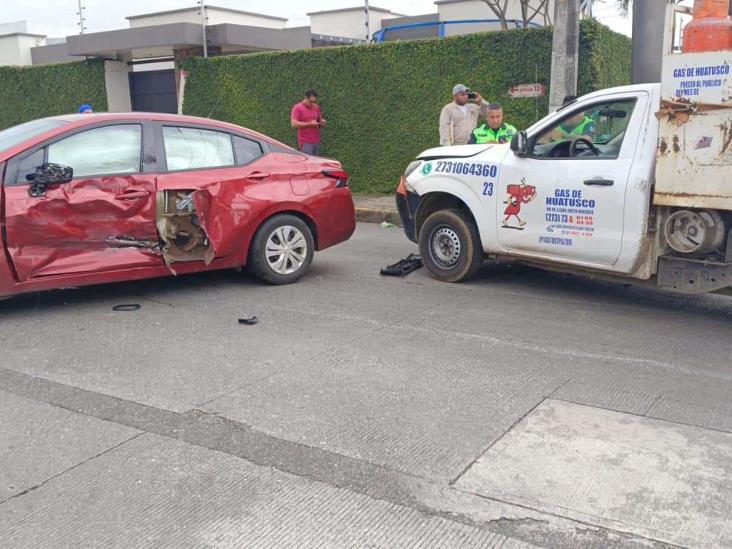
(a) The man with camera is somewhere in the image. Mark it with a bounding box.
[468,103,517,144]
[439,84,489,146]
[291,89,327,156]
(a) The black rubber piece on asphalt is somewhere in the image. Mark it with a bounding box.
[238,316,259,325]
[112,304,141,312]
[380,253,423,277]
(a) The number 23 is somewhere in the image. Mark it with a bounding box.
[483,182,494,196]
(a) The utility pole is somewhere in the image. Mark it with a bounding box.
[198,0,208,57]
[365,0,371,42]
[548,0,580,112]
[631,0,666,84]
[76,0,87,34]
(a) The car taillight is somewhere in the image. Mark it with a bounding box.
[322,169,349,188]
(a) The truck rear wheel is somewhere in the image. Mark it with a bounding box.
[418,209,483,283]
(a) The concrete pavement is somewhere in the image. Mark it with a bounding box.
[1,222,730,548]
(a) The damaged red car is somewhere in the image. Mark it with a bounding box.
[0,113,355,298]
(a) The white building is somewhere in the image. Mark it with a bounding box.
[0,21,46,66]
[126,5,287,30]
[380,0,556,41]
[307,6,404,41]
[437,0,555,36]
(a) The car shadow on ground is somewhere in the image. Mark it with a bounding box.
[2,260,732,323]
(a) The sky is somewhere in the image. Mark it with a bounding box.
[2,0,633,39]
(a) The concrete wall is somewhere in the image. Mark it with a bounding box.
[436,0,553,36]
[309,10,399,40]
[128,7,286,30]
[104,59,132,112]
[31,42,75,66]
[0,34,46,66]
[379,14,440,41]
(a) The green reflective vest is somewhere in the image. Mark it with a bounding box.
[472,123,517,144]
[560,116,595,137]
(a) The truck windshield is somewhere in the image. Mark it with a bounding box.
[0,119,67,155]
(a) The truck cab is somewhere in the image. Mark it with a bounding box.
[397,84,662,283]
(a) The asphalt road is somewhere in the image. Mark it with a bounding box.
[1,222,730,548]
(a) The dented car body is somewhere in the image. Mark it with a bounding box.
[0,113,355,298]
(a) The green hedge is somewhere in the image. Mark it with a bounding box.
[181,19,630,194]
[0,60,108,129]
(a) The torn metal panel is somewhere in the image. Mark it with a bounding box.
[654,51,732,210]
[156,190,214,268]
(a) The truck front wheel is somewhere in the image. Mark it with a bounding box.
[418,209,483,283]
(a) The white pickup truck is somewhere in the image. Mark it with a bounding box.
[396,37,732,295]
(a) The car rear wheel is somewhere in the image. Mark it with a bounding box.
[418,209,483,283]
[249,214,314,285]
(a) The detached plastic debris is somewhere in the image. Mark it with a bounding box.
[379,221,396,228]
[112,304,141,312]
[380,253,423,277]
[238,316,259,325]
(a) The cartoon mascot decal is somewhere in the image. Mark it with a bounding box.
[502,178,537,229]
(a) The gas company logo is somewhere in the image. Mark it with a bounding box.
[502,179,537,230]
[420,163,433,176]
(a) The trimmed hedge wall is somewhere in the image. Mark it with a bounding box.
[578,19,632,95]
[0,60,108,129]
[181,19,629,194]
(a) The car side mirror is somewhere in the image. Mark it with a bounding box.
[510,131,529,157]
[28,163,73,197]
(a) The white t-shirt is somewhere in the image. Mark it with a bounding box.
[457,105,468,117]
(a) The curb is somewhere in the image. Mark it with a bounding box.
[355,207,402,226]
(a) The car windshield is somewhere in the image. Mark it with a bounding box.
[0,119,68,155]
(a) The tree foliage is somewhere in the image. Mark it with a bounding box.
[480,0,552,29]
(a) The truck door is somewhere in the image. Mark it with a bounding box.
[496,92,647,269]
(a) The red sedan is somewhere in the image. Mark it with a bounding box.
[0,113,355,298]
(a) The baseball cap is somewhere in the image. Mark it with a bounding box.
[452,84,468,95]
[78,104,93,113]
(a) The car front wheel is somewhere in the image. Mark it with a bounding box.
[249,214,315,285]
[418,209,483,283]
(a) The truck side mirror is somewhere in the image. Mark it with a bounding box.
[510,131,529,157]
[28,163,73,198]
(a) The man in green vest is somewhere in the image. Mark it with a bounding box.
[469,103,517,144]
[559,111,597,140]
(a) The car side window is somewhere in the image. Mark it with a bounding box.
[47,125,142,178]
[232,135,263,165]
[16,149,45,184]
[163,126,235,171]
[531,98,637,160]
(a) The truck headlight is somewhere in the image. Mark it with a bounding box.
[404,160,421,178]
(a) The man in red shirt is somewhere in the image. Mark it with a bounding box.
[290,89,326,156]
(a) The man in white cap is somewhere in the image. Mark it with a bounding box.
[439,84,489,146]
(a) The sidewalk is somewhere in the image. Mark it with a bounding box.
[353,195,400,225]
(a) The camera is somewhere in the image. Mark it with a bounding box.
[467,90,477,100]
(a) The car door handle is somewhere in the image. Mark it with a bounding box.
[115,190,150,199]
[583,179,614,186]
[248,171,271,180]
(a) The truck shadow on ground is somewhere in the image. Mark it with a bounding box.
[464,261,732,321]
